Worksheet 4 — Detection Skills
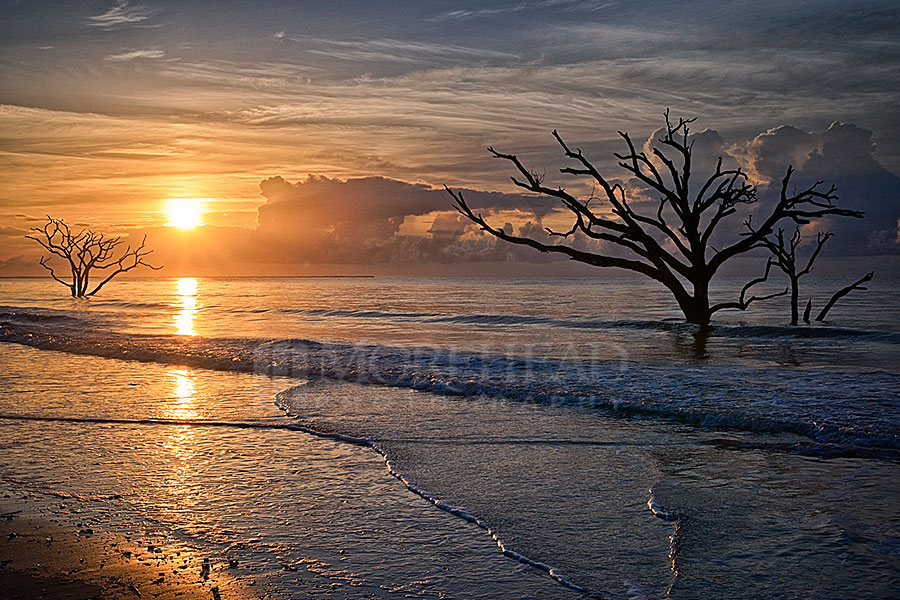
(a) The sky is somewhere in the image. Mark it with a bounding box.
[1,0,899,276]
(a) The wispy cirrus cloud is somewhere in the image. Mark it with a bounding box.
[106,49,165,61]
[284,34,519,64]
[86,0,152,28]
[429,0,614,22]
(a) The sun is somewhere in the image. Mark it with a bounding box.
[166,198,204,230]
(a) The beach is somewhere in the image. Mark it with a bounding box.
[1,276,899,599]
[0,513,256,600]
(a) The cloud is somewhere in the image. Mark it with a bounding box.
[86,1,152,28]
[106,49,165,62]
[797,123,900,254]
[0,255,31,275]
[242,115,900,269]
[247,175,570,265]
[285,34,519,64]
[641,123,740,181]
[730,126,819,185]
[429,0,613,22]
[729,122,900,255]
[0,226,28,237]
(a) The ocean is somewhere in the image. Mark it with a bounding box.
[0,276,898,599]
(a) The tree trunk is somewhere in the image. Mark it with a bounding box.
[680,280,712,325]
[789,276,799,326]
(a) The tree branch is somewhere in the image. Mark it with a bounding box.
[710,259,787,314]
[814,272,874,322]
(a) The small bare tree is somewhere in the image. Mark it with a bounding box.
[764,228,831,325]
[764,228,873,324]
[26,217,160,297]
[446,112,863,324]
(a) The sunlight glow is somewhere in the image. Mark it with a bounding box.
[173,277,199,336]
[166,198,204,229]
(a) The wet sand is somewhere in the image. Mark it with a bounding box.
[0,511,257,600]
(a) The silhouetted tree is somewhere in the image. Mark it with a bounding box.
[446,112,862,324]
[763,227,874,324]
[764,228,830,325]
[26,217,160,297]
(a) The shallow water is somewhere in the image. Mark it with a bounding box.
[1,276,898,598]
[0,346,576,599]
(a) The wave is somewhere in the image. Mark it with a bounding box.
[647,487,678,521]
[268,396,601,597]
[265,307,900,344]
[5,303,900,345]
[286,308,443,320]
[1,314,898,457]
[85,300,171,310]
[0,310,75,323]
[713,324,900,344]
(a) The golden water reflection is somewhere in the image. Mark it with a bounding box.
[166,368,200,421]
[162,368,199,498]
[173,277,199,336]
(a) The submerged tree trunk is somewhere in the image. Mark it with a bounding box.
[789,276,800,326]
[681,280,712,325]
[680,301,711,325]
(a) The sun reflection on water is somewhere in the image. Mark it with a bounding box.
[163,368,199,498]
[166,368,199,421]
[173,277,199,336]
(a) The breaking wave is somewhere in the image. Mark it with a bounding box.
[1,309,898,457]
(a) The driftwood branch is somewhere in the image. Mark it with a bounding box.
[815,272,874,322]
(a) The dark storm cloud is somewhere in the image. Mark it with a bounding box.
[639,122,900,257]
[716,122,899,255]
[247,175,578,264]
[792,123,900,254]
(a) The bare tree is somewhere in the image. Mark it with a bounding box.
[764,228,831,325]
[763,228,874,324]
[446,112,862,324]
[26,217,160,297]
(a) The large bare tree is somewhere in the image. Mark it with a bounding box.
[26,217,160,297]
[446,112,863,324]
